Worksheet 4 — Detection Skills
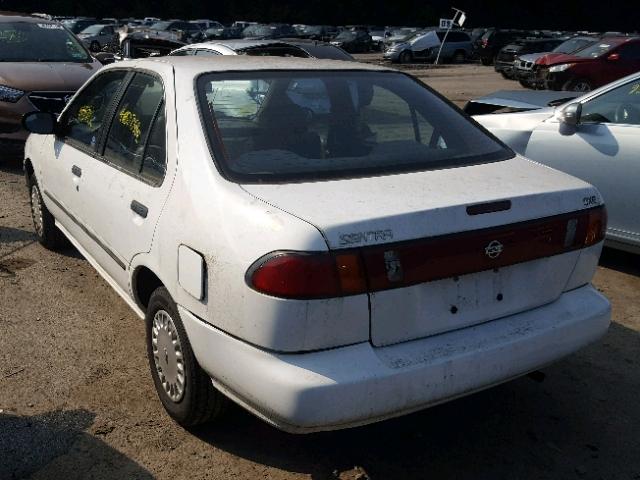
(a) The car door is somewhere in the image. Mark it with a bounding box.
[41,69,129,251]
[75,67,176,289]
[602,42,640,85]
[525,78,640,249]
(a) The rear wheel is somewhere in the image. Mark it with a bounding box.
[146,287,228,427]
[28,175,67,250]
[564,78,592,92]
[399,50,413,64]
[480,57,492,66]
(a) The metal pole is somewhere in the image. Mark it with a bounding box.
[434,7,465,65]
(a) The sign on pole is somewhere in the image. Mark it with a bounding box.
[439,18,453,29]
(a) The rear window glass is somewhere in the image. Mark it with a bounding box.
[197,70,512,183]
[575,42,616,58]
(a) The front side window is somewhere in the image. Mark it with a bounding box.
[62,70,128,149]
[103,73,165,178]
[198,70,512,183]
[581,79,640,125]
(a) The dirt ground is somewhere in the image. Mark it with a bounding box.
[1,62,640,480]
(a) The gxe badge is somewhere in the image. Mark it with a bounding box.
[485,240,504,259]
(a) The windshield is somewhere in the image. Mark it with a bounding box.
[553,37,594,54]
[197,71,512,183]
[80,25,104,35]
[574,41,617,58]
[403,31,426,43]
[0,22,91,62]
[304,26,323,34]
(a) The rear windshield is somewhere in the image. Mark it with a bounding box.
[0,21,91,62]
[197,70,512,183]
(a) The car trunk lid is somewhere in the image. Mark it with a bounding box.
[242,156,602,346]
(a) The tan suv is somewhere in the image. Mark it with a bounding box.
[0,14,101,156]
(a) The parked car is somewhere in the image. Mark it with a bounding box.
[541,36,640,92]
[298,25,338,42]
[242,23,299,40]
[23,56,610,432]
[474,29,530,66]
[170,39,353,61]
[190,19,223,30]
[0,14,101,156]
[473,73,640,253]
[384,29,471,63]
[494,38,565,79]
[330,29,372,53]
[62,17,98,34]
[148,20,202,43]
[515,36,597,89]
[77,23,118,52]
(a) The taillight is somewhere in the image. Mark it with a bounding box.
[247,206,606,299]
[248,251,367,299]
[482,39,488,47]
[583,205,607,247]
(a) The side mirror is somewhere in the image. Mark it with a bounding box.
[22,111,56,135]
[607,53,620,61]
[559,102,582,126]
[94,52,116,65]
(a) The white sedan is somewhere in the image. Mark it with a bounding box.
[22,56,610,432]
[474,73,640,254]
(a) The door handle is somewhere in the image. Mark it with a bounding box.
[130,200,148,218]
[71,165,82,177]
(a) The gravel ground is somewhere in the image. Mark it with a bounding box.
[1,62,640,480]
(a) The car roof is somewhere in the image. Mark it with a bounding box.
[0,13,58,23]
[119,55,392,74]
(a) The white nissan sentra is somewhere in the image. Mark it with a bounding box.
[22,56,611,433]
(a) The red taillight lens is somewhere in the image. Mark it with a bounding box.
[247,206,606,299]
[248,252,367,299]
[482,39,488,47]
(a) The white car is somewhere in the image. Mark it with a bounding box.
[22,56,610,433]
[473,72,640,254]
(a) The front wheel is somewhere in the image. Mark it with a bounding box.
[28,175,67,250]
[146,287,228,427]
[564,78,593,92]
[399,50,413,64]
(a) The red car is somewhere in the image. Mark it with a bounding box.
[542,36,640,91]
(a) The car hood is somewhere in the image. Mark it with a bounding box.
[464,89,580,115]
[518,52,547,63]
[545,53,593,66]
[0,61,100,92]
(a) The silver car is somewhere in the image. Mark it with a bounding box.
[77,23,117,52]
[474,73,640,254]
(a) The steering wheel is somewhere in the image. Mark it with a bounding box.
[614,103,640,124]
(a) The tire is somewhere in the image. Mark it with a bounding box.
[89,41,100,52]
[453,50,466,64]
[399,50,413,64]
[500,71,511,79]
[519,79,534,89]
[564,78,593,93]
[28,174,67,250]
[146,286,228,427]
[480,57,492,66]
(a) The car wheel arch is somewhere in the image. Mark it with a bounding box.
[132,265,166,312]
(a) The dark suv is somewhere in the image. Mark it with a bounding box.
[543,36,640,91]
[495,38,565,78]
[474,29,528,65]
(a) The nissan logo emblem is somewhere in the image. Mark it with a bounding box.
[485,240,503,259]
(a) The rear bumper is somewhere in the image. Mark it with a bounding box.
[180,284,610,433]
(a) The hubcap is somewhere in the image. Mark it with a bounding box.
[30,185,44,237]
[151,310,185,402]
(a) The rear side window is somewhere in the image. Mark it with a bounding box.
[62,70,128,150]
[103,73,165,181]
[198,70,512,183]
